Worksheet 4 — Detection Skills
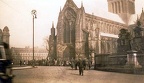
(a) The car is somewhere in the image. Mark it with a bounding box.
[0,43,14,83]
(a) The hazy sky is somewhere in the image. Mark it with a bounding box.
[0,0,144,48]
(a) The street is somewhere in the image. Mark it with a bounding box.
[13,66,144,83]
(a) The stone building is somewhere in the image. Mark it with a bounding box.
[11,46,48,65]
[48,22,57,60]
[49,0,144,61]
[0,26,10,45]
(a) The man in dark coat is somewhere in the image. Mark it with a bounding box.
[78,59,84,76]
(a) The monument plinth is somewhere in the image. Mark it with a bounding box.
[125,50,142,68]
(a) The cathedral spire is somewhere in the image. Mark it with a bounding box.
[137,14,139,21]
[51,21,55,38]
[81,1,83,8]
[140,8,144,18]
[92,13,94,20]
[52,21,54,28]
[92,13,94,16]
[60,7,61,12]
[80,1,85,12]
[139,8,144,25]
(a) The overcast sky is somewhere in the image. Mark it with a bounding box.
[0,0,144,48]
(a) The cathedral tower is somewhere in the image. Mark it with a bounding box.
[51,22,55,39]
[49,22,57,59]
[107,0,135,25]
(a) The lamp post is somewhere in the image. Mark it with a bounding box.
[31,10,37,67]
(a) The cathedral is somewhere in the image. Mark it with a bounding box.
[49,0,144,61]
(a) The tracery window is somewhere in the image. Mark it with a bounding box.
[63,8,76,44]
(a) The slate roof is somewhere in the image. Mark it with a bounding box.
[86,9,125,24]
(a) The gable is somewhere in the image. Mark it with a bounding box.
[62,0,78,13]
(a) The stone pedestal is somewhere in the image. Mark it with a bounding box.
[125,50,142,68]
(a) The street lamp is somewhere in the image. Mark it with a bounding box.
[31,10,37,67]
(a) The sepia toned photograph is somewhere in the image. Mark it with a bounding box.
[0,0,144,83]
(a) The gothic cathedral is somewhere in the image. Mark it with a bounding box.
[49,0,144,61]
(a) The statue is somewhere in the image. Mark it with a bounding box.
[118,29,131,46]
[117,28,131,54]
[133,20,144,52]
[134,21,143,38]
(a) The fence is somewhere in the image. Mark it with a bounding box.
[94,53,144,74]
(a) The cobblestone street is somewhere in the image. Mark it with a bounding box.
[13,66,144,83]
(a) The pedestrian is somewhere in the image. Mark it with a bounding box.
[88,60,92,70]
[20,60,22,66]
[23,60,26,65]
[70,58,75,69]
[78,58,84,76]
[82,59,86,70]
[75,59,78,70]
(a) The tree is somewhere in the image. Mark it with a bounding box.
[43,36,51,60]
[75,42,82,59]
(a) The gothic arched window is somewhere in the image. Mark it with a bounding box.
[63,8,77,44]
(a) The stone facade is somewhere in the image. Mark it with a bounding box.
[49,0,144,60]
[49,22,57,60]
[0,26,10,45]
[11,47,48,65]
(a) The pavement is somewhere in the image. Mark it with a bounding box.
[13,66,144,83]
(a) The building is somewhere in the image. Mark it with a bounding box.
[11,46,48,65]
[0,26,10,45]
[49,0,144,61]
[48,22,57,60]
[0,26,10,61]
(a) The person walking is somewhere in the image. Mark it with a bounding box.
[82,59,86,70]
[19,60,22,66]
[88,59,92,70]
[74,59,78,70]
[78,59,84,76]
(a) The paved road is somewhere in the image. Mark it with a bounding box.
[13,66,144,83]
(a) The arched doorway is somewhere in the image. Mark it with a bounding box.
[63,45,75,61]
[63,47,70,61]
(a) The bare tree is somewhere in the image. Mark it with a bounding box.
[75,49,81,59]
[43,36,51,60]
[75,42,82,59]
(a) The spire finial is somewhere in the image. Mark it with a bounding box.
[92,13,94,18]
[60,6,61,12]
[81,1,83,8]
[137,14,139,21]
[52,21,54,28]
[136,14,141,26]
